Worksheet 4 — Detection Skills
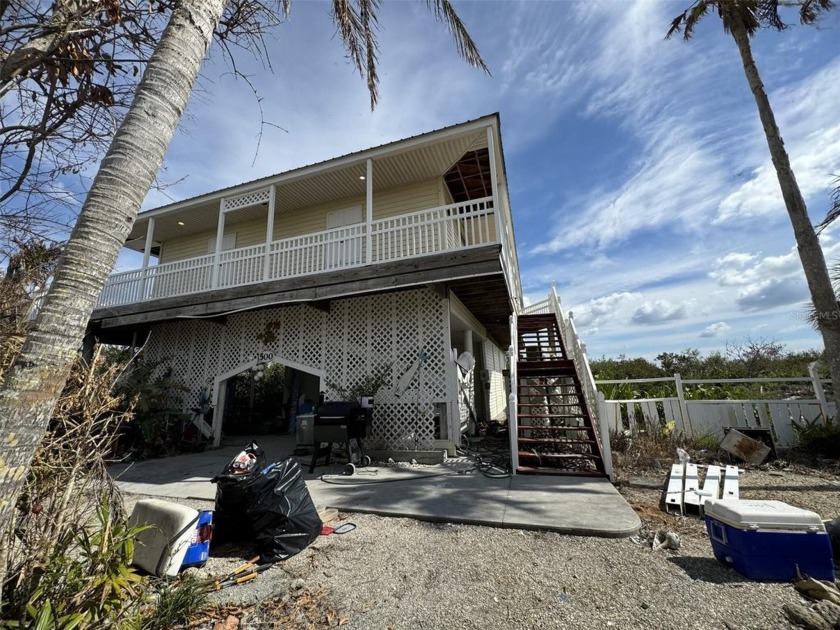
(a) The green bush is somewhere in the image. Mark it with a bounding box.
[792,416,840,459]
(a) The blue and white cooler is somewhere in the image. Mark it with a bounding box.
[704,499,835,581]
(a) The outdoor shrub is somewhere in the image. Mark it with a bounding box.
[793,416,840,459]
[1,352,148,628]
[114,358,188,457]
[141,574,208,630]
[327,362,392,401]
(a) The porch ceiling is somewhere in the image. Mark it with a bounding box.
[124,129,491,252]
[447,275,513,347]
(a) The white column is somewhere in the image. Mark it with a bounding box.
[212,200,226,289]
[264,184,276,281]
[463,329,473,355]
[365,159,373,264]
[139,216,155,300]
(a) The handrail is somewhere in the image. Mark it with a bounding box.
[508,310,519,473]
[546,284,601,445]
[96,196,500,308]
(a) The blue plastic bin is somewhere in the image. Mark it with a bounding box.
[181,510,213,569]
[704,499,835,581]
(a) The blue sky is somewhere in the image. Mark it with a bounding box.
[119,0,840,360]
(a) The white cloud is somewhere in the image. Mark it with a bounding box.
[570,292,641,328]
[631,300,690,325]
[700,322,731,338]
[709,250,801,286]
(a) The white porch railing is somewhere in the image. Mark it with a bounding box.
[97,197,501,308]
[596,373,834,448]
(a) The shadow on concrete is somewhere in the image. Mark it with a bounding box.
[112,434,641,538]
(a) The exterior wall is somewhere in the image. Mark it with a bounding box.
[483,339,508,422]
[159,178,442,265]
[142,287,451,450]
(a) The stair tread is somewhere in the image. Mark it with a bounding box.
[518,425,594,432]
[517,466,606,477]
[518,451,601,460]
[518,437,596,445]
[518,413,587,417]
[517,403,584,407]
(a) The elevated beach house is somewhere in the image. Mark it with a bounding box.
[89,114,609,476]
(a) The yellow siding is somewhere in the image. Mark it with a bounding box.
[160,178,443,263]
[372,179,441,220]
[274,195,365,240]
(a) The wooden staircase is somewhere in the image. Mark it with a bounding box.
[515,314,607,477]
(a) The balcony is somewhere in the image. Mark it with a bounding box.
[97,196,502,309]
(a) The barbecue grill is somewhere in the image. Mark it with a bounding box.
[308,400,373,473]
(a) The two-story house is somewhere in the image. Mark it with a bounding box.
[89,113,609,477]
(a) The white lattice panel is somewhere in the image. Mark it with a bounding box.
[141,288,449,450]
[222,187,271,212]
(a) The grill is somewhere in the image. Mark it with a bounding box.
[308,400,373,473]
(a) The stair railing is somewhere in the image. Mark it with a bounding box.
[547,285,602,443]
[507,310,519,472]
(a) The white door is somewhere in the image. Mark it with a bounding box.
[325,206,363,268]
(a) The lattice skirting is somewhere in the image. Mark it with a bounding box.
[142,287,451,450]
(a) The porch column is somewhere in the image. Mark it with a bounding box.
[138,216,155,300]
[211,199,226,288]
[486,125,502,244]
[365,158,373,264]
[463,329,473,355]
[264,184,276,281]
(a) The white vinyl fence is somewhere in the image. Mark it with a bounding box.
[596,365,833,448]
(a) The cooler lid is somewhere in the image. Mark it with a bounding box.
[704,499,826,531]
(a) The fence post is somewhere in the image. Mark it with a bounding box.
[674,373,693,436]
[808,361,829,421]
[597,391,614,482]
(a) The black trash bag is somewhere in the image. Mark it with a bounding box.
[248,458,322,563]
[211,441,266,544]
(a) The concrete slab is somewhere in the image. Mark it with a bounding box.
[111,435,640,538]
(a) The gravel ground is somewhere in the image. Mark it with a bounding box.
[124,465,840,629]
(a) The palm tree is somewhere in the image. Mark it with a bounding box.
[668,0,840,413]
[0,0,487,573]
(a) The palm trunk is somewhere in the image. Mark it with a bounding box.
[0,0,228,584]
[727,16,840,416]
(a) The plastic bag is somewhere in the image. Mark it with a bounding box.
[211,441,266,544]
[247,458,322,563]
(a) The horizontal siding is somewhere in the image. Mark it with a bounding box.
[160,178,443,263]
[373,179,441,220]
[275,195,365,240]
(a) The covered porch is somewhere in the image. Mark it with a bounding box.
[96,117,520,316]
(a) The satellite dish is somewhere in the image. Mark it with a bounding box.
[456,351,475,372]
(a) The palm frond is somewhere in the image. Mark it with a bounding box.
[331,0,375,106]
[359,0,381,111]
[666,1,711,40]
[755,0,785,30]
[424,0,489,74]
[815,174,840,235]
[799,0,835,23]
